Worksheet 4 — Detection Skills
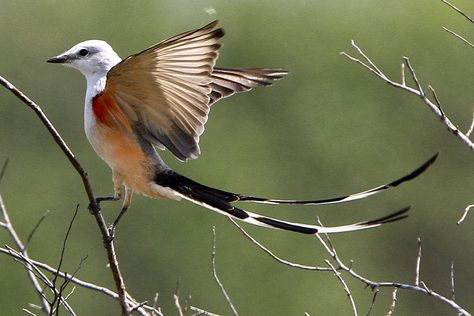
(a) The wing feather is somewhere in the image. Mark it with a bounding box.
[99,21,287,161]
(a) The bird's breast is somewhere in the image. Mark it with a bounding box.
[84,97,157,196]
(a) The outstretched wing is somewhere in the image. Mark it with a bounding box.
[103,21,223,161]
[99,21,287,161]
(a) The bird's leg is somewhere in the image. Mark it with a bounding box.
[89,172,124,214]
[88,191,122,214]
[108,188,133,239]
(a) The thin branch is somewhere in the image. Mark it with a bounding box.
[428,85,446,119]
[350,40,385,77]
[0,76,131,316]
[415,238,422,287]
[403,57,424,96]
[467,107,474,137]
[0,158,9,184]
[174,294,184,316]
[24,210,50,250]
[386,289,398,316]
[51,204,80,313]
[211,227,239,316]
[315,233,470,316]
[23,308,39,316]
[443,27,474,49]
[190,306,222,316]
[0,193,51,314]
[457,204,474,225]
[441,0,474,24]
[0,246,155,316]
[4,245,76,315]
[450,262,456,301]
[365,289,379,316]
[325,260,358,316]
[228,217,331,271]
[401,63,406,87]
[341,42,474,152]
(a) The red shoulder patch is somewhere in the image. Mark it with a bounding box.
[92,92,131,131]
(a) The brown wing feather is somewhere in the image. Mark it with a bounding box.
[209,68,288,105]
[101,21,287,162]
[104,21,223,161]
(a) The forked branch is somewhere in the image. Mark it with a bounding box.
[340,41,474,152]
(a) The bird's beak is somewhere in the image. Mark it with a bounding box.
[46,53,70,64]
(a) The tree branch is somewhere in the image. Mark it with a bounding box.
[340,42,474,152]
[0,193,51,314]
[228,216,470,315]
[0,75,130,315]
[0,246,160,316]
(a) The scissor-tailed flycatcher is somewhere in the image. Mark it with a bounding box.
[47,21,437,235]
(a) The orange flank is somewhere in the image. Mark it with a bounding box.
[92,92,132,132]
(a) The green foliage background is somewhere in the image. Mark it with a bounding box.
[1,0,474,315]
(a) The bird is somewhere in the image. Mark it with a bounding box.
[47,20,437,236]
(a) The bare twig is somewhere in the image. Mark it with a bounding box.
[457,204,474,225]
[325,260,358,316]
[228,217,331,271]
[341,42,474,152]
[466,108,474,137]
[401,63,406,86]
[211,227,239,316]
[231,215,470,315]
[427,85,446,119]
[415,238,422,286]
[451,262,456,301]
[0,246,156,316]
[386,289,398,316]
[365,289,379,316]
[441,0,474,24]
[0,193,51,314]
[443,27,474,49]
[190,306,222,316]
[174,294,184,316]
[51,205,80,314]
[3,245,76,315]
[315,233,470,316]
[0,76,131,316]
[403,56,424,96]
[23,308,39,316]
[24,210,50,249]
[0,158,9,184]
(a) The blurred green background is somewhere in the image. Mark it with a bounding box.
[1,0,474,315]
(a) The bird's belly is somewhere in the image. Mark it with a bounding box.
[85,120,150,190]
[85,122,180,200]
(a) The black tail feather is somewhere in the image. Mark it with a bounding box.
[154,169,413,235]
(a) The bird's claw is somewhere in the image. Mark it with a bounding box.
[88,199,102,215]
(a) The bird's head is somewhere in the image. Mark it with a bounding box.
[47,40,121,78]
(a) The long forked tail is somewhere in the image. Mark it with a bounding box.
[239,153,438,206]
[154,166,416,235]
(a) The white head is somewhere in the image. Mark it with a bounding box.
[47,40,122,78]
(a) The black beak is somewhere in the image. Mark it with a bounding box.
[46,55,68,64]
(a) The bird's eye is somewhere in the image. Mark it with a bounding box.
[78,49,89,57]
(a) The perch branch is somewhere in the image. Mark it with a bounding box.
[0,75,130,315]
